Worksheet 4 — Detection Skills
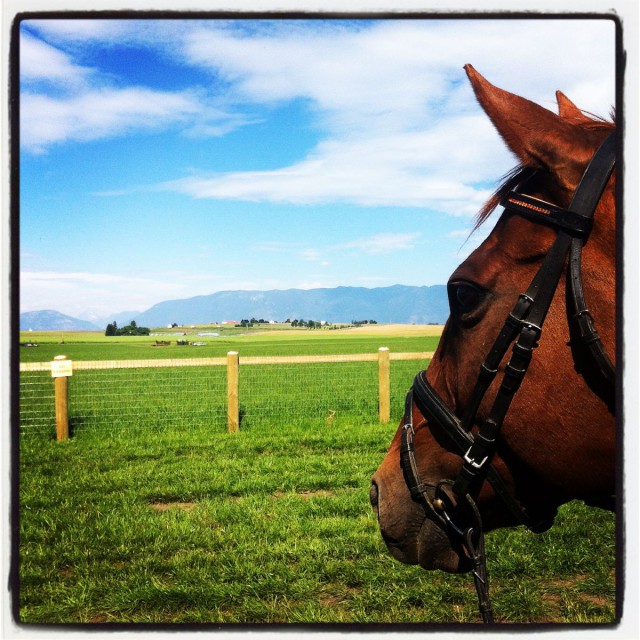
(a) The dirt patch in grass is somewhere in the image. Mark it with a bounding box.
[319,586,358,608]
[580,593,611,608]
[87,614,110,623]
[537,576,614,622]
[150,501,198,512]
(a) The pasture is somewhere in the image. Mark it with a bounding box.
[17,326,617,625]
[18,323,443,362]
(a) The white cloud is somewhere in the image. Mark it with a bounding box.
[21,87,203,153]
[162,19,614,212]
[19,23,244,153]
[181,19,614,124]
[161,116,498,212]
[299,248,327,263]
[20,30,93,87]
[254,232,422,267]
[25,18,133,43]
[337,232,421,255]
[20,271,167,317]
[22,18,615,210]
[252,240,302,252]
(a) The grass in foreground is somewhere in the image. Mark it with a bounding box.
[18,419,617,625]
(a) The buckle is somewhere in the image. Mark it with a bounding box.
[464,446,488,470]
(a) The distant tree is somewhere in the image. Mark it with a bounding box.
[111,320,150,336]
[105,322,116,336]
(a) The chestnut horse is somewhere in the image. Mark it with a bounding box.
[370,65,616,621]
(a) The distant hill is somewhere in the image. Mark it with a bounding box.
[20,310,101,332]
[21,285,450,332]
[130,284,449,327]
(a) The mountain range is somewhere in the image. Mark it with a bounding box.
[20,309,102,332]
[20,284,450,331]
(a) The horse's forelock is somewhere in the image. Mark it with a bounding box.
[473,119,615,233]
[473,165,536,231]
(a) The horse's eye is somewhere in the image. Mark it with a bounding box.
[455,283,480,312]
[448,280,485,323]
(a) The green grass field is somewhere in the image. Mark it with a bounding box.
[18,324,442,362]
[16,326,618,625]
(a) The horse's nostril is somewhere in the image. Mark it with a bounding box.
[370,481,379,510]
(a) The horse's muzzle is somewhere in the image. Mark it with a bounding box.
[370,475,468,573]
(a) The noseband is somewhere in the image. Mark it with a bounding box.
[400,132,616,623]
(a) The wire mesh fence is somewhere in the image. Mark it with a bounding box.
[239,361,379,424]
[19,371,55,436]
[18,352,431,438]
[68,365,229,434]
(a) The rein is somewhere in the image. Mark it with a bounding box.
[400,131,616,623]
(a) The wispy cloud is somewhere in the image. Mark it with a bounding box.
[20,30,93,87]
[337,232,422,255]
[161,119,496,212]
[253,240,302,252]
[19,22,250,153]
[20,270,166,316]
[158,19,613,213]
[22,19,614,211]
[21,88,203,153]
[299,249,330,265]
[253,232,421,266]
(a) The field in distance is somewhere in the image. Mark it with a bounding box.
[19,323,444,363]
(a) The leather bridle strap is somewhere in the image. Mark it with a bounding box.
[407,373,541,529]
[401,385,496,623]
[570,244,616,386]
[567,132,617,387]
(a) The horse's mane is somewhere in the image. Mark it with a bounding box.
[473,115,615,232]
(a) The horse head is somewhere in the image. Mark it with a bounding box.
[370,65,616,576]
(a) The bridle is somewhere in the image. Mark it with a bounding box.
[399,131,616,623]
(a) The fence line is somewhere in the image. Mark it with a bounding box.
[19,351,432,372]
[19,349,434,439]
[19,357,229,372]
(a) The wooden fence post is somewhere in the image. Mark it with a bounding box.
[227,351,239,433]
[378,347,390,424]
[51,355,72,440]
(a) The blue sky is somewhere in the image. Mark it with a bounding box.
[18,17,616,321]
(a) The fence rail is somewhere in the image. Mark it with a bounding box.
[19,349,434,439]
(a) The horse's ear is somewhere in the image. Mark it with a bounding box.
[464,64,597,190]
[556,91,592,123]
